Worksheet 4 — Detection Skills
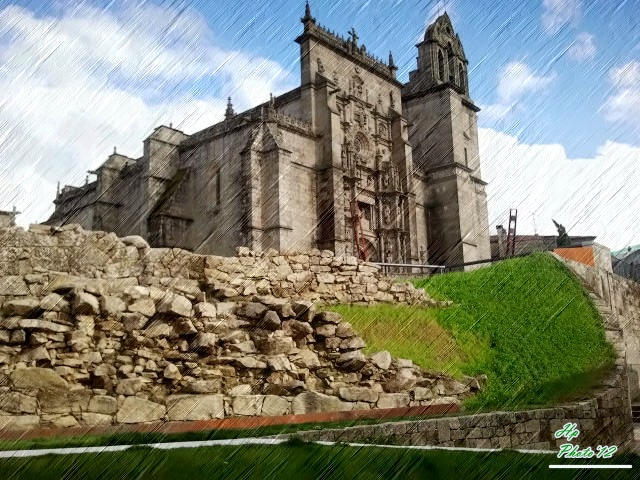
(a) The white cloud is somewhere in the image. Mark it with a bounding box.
[567,32,596,61]
[480,128,640,250]
[482,61,555,120]
[0,3,295,226]
[541,0,581,34]
[602,61,640,124]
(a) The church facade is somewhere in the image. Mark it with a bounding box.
[46,7,490,267]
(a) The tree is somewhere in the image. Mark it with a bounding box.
[552,219,571,247]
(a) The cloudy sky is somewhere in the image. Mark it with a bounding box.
[1,0,639,250]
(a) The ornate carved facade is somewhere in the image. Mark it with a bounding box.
[46,7,490,267]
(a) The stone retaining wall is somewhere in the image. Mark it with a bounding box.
[293,367,633,450]
[0,224,471,431]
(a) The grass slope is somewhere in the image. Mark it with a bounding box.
[416,253,616,409]
[331,254,615,410]
[0,443,637,479]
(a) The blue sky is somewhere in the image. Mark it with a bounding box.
[1,0,640,249]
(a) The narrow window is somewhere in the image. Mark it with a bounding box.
[215,169,221,205]
[459,64,466,92]
[464,148,468,167]
[437,50,445,81]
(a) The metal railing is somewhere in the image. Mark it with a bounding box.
[374,262,446,276]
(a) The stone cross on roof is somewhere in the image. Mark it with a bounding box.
[348,27,359,46]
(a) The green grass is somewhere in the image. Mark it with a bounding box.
[0,443,637,479]
[415,253,616,409]
[0,414,459,452]
[323,304,475,377]
[329,254,616,410]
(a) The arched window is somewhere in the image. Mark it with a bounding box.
[437,50,445,81]
[447,45,455,83]
[459,63,466,92]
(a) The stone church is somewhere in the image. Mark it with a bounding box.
[46,6,491,267]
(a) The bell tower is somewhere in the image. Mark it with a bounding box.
[402,13,490,267]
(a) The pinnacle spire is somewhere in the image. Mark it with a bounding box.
[301,1,315,25]
[225,97,235,119]
[388,51,396,70]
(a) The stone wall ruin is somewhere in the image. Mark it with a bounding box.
[0,224,471,430]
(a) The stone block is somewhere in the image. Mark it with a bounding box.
[128,299,156,317]
[73,291,100,315]
[0,415,40,430]
[116,397,165,424]
[262,395,289,416]
[338,387,379,403]
[292,391,353,414]
[3,298,40,316]
[0,392,37,414]
[167,394,224,421]
[80,412,113,426]
[370,351,392,370]
[377,393,410,409]
[232,395,265,416]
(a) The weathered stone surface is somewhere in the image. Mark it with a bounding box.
[0,392,37,414]
[232,395,264,416]
[313,311,342,324]
[255,335,295,355]
[292,300,315,322]
[315,324,336,337]
[3,298,40,316]
[128,298,156,317]
[267,356,292,371]
[190,333,218,353]
[0,415,40,430]
[235,357,267,369]
[0,276,30,296]
[157,293,192,317]
[335,322,356,338]
[182,379,222,394]
[39,293,69,313]
[336,351,367,371]
[122,313,149,331]
[413,387,433,401]
[281,320,313,338]
[80,412,113,426]
[258,310,281,331]
[377,393,410,409]
[120,235,150,249]
[100,296,126,315]
[73,292,100,315]
[338,387,379,403]
[340,336,366,350]
[163,363,182,381]
[116,397,165,424]
[18,319,71,333]
[10,368,68,391]
[166,394,224,421]
[384,369,417,392]
[115,378,145,396]
[290,349,321,369]
[194,302,217,318]
[292,392,353,414]
[239,302,268,319]
[88,395,118,415]
[261,395,289,416]
[370,351,392,370]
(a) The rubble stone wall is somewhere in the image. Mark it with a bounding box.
[0,224,470,431]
